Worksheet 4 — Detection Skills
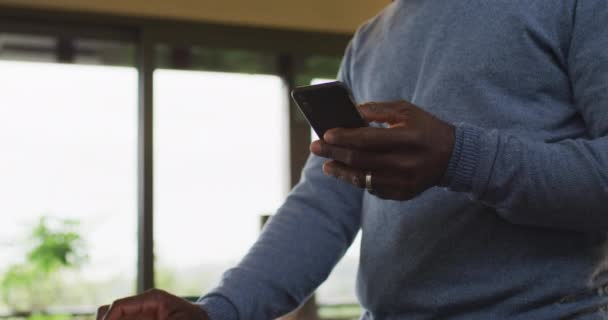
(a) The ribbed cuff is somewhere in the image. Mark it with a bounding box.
[197,295,239,320]
[440,124,483,192]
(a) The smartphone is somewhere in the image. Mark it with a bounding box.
[291,81,368,140]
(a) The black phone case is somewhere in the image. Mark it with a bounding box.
[291,81,368,139]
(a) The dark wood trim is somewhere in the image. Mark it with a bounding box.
[278,54,311,187]
[0,5,351,56]
[136,28,155,293]
[0,17,137,42]
[56,37,75,63]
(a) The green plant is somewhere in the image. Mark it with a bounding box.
[27,314,72,320]
[1,216,87,312]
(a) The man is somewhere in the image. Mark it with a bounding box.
[98,1,608,319]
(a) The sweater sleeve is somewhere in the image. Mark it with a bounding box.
[198,42,364,319]
[443,1,608,232]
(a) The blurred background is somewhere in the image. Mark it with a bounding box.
[0,1,387,320]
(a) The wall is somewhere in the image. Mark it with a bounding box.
[0,0,389,34]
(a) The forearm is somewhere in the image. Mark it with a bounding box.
[444,124,608,231]
[199,155,363,319]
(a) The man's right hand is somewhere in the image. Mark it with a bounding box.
[96,289,210,320]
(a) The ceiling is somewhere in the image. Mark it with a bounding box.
[0,0,390,34]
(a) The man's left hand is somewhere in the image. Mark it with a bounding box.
[310,100,455,201]
[96,289,209,320]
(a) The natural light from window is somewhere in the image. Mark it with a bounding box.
[0,60,138,311]
[153,69,290,296]
[0,63,361,313]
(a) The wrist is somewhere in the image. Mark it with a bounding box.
[198,307,210,320]
[439,124,483,192]
[436,123,456,186]
[197,295,238,320]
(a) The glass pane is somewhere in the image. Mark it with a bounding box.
[154,68,289,296]
[0,60,138,315]
[295,55,342,87]
[0,33,134,66]
[156,44,276,74]
[0,33,57,62]
[74,39,134,66]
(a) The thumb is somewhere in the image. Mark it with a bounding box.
[96,305,109,320]
[358,101,411,125]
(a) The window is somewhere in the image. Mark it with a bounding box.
[154,45,289,296]
[0,34,137,313]
[0,13,355,318]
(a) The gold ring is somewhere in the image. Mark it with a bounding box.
[365,172,374,193]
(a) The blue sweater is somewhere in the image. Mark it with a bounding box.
[200,1,608,319]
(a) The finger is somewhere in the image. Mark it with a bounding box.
[323,161,414,192]
[323,127,418,151]
[312,140,406,170]
[357,101,413,125]
[323,160,366,188]
[373,188,418,201]
[104,292,160,320]
[97,305,110,320]
[374,191,417,201]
